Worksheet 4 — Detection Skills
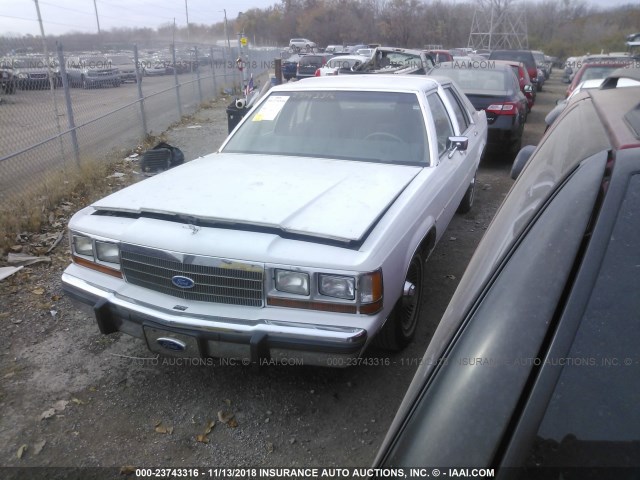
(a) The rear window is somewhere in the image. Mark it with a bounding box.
[436,67,510,92]
[490,50,535,70]
[299,56,325,66]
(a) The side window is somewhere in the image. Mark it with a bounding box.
[523,174,640,468]
[443,87,470,133]
[426,93,454,156]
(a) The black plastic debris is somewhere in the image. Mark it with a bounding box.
[141,142,185,173]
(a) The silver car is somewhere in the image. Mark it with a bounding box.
[62,75,487,367]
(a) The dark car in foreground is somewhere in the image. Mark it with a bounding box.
[432,61,528,155]
[375,75,640,478]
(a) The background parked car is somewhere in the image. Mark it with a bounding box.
[1,63,16,94]
[289,38,316,52]
[565,58,633,97]
[426,49,454,63]
[296,53,333,79]
[536,66,545,91]
[493,59,536,111]
[107,54,137,83]
[489,49,539,92]
[142,58,169,76]
[352,47,435,75]
[546,67,640,128]
[66,55,120,88]
[532,50,550,79]
[281,53,302,81]
[324,45,345,54]
[5,55,60,90]
[432,61,528,156]
[315,55,369,76]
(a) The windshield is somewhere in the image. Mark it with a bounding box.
[77,56,110,67]
[222,90,429,165]
[384,51,423,69]
[108,56,132,65]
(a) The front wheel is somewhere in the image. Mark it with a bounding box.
[374,252,424,351]
[457,172,476,214]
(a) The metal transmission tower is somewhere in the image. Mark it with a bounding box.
[468,0,529,51]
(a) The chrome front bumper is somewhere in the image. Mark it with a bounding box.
[62,271,368,367]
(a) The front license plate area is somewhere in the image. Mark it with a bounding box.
[144,326,200,358]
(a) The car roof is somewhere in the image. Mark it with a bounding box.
[491,59,525,68]
[435,60,512,72]
[585,86,640,149]
[269,74,442,92]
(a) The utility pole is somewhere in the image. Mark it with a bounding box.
[223,9,231,52]
[184,0,190,43]
[33,0,67,165]
[93,0,103,49]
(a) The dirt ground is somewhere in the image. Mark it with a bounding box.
[0,72,566,476]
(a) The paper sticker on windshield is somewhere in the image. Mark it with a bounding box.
[253,95,289,122]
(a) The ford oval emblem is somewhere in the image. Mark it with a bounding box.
[171,275,195,289]
[157,337,187,352]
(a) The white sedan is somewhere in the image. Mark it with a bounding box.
[315,55,370,76]
[61,75,487,367]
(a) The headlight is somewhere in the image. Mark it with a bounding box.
[73,235,93,256]
[18,73,28,79]
[96,241,120,264]
[70,232,122,277]
[319,274,355,300]
[275,269,309,296]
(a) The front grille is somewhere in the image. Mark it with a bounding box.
[121,247,264,307]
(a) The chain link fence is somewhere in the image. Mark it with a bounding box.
[0,38,279,211]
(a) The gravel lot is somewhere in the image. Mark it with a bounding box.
[0,72,564,476]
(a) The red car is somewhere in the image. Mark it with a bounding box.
[566,60,632,97]
[426,49,454,63]
[493,59,536,112]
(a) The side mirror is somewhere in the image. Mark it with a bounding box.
[524,84,533,93]
[511,145,536,180]
[446,136,468,158]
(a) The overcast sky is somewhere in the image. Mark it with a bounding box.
[0,0,636,37]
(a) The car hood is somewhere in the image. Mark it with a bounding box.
[91,153,422,243]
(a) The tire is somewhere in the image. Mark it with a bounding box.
[374,251,424,351]
[510,131,523,157]
[457,172,476,214]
